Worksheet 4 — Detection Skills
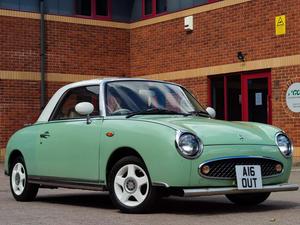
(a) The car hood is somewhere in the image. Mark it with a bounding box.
[135,116,280,146]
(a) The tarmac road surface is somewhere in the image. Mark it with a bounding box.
[0,164,299,225]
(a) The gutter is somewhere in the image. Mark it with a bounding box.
[40,0,46,110]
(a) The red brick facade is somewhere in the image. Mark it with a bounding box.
[0,16,130,75]
[45,21,130,76]
[130,0,300,76]
[0,80,40,147]
[0,16,40,72]
[272,66,300,147]
[0,0,300,160]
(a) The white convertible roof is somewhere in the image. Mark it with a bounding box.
[37,79,104,122]
[37,78,178,122]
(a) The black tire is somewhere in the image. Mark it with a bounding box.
[226,192,271,206]
[108,156,158,213]
[9,156,39,201]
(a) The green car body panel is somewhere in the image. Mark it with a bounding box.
[5,114,292,187]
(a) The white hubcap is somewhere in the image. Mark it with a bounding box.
[114,164,149,207]
[11,163,26,196]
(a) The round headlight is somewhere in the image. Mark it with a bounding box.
[176,132,203,159]
[275,133,293,157]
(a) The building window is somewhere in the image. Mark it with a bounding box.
[156,0,167,14]
[76,0,91,16]
[76,0,111,18]
[143,0,167,18]
[96,0,108,16]
[144,0,152,16]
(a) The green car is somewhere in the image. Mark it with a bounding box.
[4,78,298,213]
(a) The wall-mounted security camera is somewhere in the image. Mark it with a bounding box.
[237,51,246,62]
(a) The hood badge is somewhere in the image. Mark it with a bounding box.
[239,134,245,141]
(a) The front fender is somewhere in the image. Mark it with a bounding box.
[99,119,192,186]
[5,125,39,176]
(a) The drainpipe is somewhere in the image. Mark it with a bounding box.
[40,0,46,110]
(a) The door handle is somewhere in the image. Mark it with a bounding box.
[40,131,50,139]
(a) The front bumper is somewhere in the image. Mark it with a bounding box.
[183,183,299,197]
[189,145,292,187]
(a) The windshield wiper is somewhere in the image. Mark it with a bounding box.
[126,108,189,118]
[187,110,210,117]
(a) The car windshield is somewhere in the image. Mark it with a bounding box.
[105,81,208,117]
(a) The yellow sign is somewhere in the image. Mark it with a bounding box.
[275,15,286,35]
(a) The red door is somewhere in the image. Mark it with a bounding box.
[241,72,272,124]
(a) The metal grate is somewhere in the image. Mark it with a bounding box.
[199,157,282,179]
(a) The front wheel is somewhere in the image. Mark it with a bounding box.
[10,156,39,201]
[108,156,158,213]
[226,192,271,206]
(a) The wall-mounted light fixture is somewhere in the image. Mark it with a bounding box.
[237,51,246,62]
[184,16,193,32]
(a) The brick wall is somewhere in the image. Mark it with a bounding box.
[130,0,300,76]
[0,16,40,72]
[0,80,40,150]
[45,21,130,77]
[272,66,300,147]
[0,16,130,76]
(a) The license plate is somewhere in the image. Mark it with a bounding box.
[235,165,262,190]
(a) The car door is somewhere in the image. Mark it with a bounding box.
[36,85,102,182]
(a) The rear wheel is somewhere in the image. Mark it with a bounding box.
[10,156,39,201]
[226,192,271,205]
[108,156,158,213]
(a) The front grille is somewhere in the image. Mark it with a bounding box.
[199,157,282,179]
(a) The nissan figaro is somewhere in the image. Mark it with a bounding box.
[4,78,298,213]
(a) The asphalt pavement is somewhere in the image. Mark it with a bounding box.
[0,164,300,225]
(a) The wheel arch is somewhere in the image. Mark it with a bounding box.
[106,147,146,181]
[8,149,24,174]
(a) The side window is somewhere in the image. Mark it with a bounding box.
[51,85,100,121]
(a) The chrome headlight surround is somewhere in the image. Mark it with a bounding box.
[275,132,293,158]
[175,131,203,159]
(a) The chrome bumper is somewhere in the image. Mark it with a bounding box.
[183,183,299,197]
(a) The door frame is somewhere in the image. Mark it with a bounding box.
[241,71,272,124]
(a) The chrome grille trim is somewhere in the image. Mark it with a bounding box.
[199,156,283,180]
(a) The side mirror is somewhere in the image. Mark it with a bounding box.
[206,107,216,119]
[75,102,94,124]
